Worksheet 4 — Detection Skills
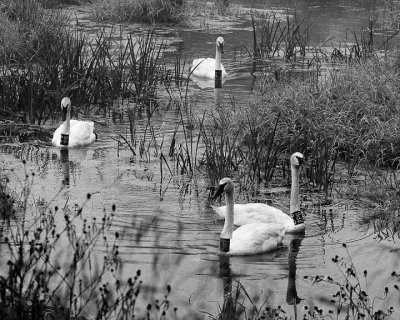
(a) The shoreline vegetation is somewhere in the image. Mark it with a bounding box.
[1,0,400,319]
[88,0,186,24]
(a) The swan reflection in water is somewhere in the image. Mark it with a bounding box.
[217,234,305,318]
[60,148,70,186]
[286,234,305,315]
[54,147,89,187]
[218,254,234,318]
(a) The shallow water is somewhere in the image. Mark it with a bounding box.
[1,0,400,318]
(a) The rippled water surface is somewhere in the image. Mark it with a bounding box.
[1,0,400,318]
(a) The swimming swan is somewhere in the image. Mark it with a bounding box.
[52,97,96,148]
[191,36,227,79]
[215,177,285,255]
[213,152,305,233]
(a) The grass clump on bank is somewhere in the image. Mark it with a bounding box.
[89,0,187,24]
[0,0,69,62]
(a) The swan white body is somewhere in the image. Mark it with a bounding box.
[191,37,227,79]
[52,97,96,148]
[213,152,306,233]
[228,222,285,255]
[215,178,285,256]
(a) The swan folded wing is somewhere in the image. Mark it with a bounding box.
[214,203,294,229]
[191,58,214,78]
[230,223,285,256]
[69,120,95,143]
[191,58,226,79]
[191,58,209,68]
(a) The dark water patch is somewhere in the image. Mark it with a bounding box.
[0,123,53,144]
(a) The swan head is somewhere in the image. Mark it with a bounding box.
[216,36,224,54]
[291,152,304,167]
[213,177,234,199]
[61,97,71,121]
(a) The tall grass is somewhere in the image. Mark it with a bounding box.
[251,11,310,61]
[165,98,203,177]
[0,17,170,124]
[348,163,400,240]
[90,0,187,24]
[0,0,71,62]
[128,30,166,115]
[200,104,241,187]
[200,56,400,196]
[204,280,288,320]
[116,86,204,182]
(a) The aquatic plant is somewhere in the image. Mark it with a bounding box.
[199,53,400,198]
[0,165,180,320]
[348,163,400,240]
[89,0,187,24]
[0,165,184,320]
[304,244,397,320]
[168,98,203,177]
[0,0,70,63]
[200,102,242,187]
[0,170,14,219]
[116,88,204,182]
[127,30,167,115]
[251,11,310,61]
[0,170,117,319]
[204,281,288,320]
[0,17,171,124]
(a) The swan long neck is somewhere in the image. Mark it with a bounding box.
[62,108,71,135]
[290,165,300,214]
[220,189,234,239]
[215,46,222,71]
[59,106,71,146]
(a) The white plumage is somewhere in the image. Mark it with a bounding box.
[191,37,227,79]
[52,97,96,148]
[215,177,285,256]
[216,202,294,227]
[228,222,285,256]
[213,152,306,234]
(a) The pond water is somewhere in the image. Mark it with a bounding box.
[1,0,400,319]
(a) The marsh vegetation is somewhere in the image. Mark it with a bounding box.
[1,0,400,319]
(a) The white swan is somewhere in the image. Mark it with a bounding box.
[215,177,285,255]
[213,152,306,233]
[191,36,227,79]
[52,97,96,148]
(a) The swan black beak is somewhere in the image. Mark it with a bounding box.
[213,183,226,200]
[62,106,68,121]
[297,156,304,166]
[219,42,224,54]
